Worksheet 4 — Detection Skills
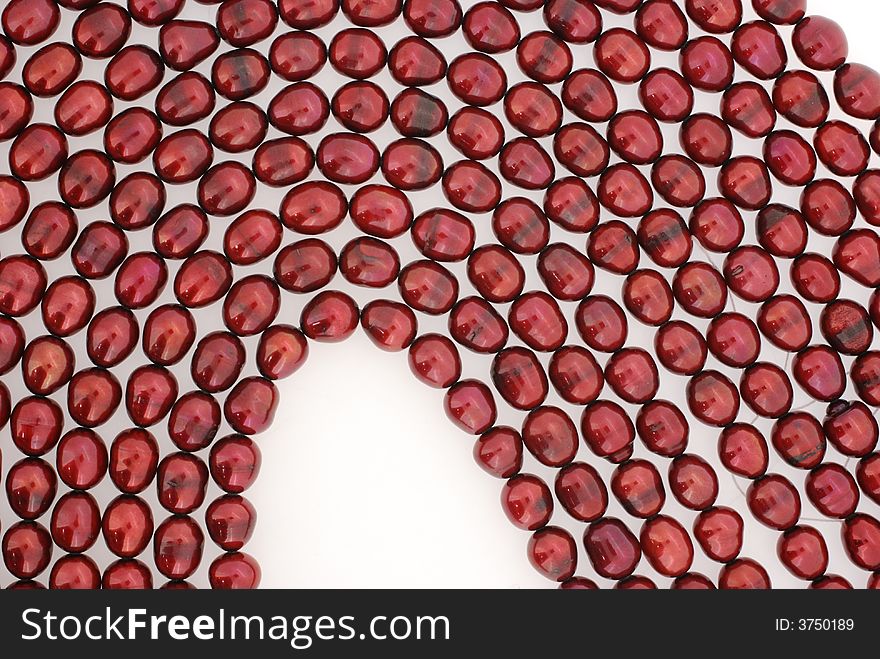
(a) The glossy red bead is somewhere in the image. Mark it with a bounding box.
[2,0,59,46]
[9,124,67,181]
[300,291,359,343]
[636,400,689,457]
[612,459,665,518]
[690,198,744,253]
[224,210,283,266]
[673,262,728,318]
[694,506,743,563]
[157,452,208,514]
[680,114,732,167]
[598,164,653,218]
[102,495,153,557]
[3,522,52,580]
[806,463,859,518]
[580,400,635,461]
[732,20,786,79]
[23,43,82,97]
[741,362,793,419]
[492,348,548,412]
[447,53,507,107]
[56,428,107,490]
[6,457,57,518]
[412,208,473,261]
[474,426,522,479]
[594,28,650,83]
[109,428,159,494]
[584,518,641,580]
[209,552,260,589]
[687,370,740,427]
[748,474,801,530]
[719,558,771,589]
[210,434,261,494]
[842,514,880,570]
[824,401,878,457]
[51,491,100,553]
[87,307,138,367]
[680,36,734,92]
[206,495,255,551]
[59,149,116,208]
[772,70,829,128]
[168,391,220,452]
[73,3,132,58]
[562,68,617,122]
[641,515,694,577]
[67,368,122,428]
[41,277,95,337]
[154,515,204,580]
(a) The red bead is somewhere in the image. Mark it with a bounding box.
[581,400,635,461]
[719,423,769,478]
[223,376,278,435]
[340,237,400,288]
[73,3,132,58]
[673,262,728,318]
[280,182,346,234]
[547,346,603,406]
[548,126,606,181]
[300,291,359,343]
[806,462,859,518]
[209,102,268,152]
[834,229,880,288]
[753,0,805,24]
[791,345,845,402]
[538,244,594,301]
[269,31,325,81]
[820,299,873,356]
[771,412,826,469]
[685,0,742,33]
[253,138,314,188]
[317,133,380,185]
[764,130,816,187]
[680,114,732,167]
[56,428,107,490]
[55,81,112,138]
[274,239,337,293]
[859,454,880,504]
[447,53,507,106]
[59,149,116,208]
[594,28,649,83]
[639,68,693,123]
[719,156,772,210]
[491,347,548,411]
[690,198,744,253]
[855,170,880,226]
[635,0,688,51]
[2,522,52,580]
[6,457,57,518]
[575,295,628,353]
[652,155,706,208]
[403,0,461,37]
[50,554,101,589]
[636,400,689,457]
[505,83,562,139]
[801,180,855,237]
[638,210,692,268]
[210,434,261,493]
[462,1,518,53]
[835,63,880,120]
[209,552,260,589]
[673,573,716,589]
[608,110,662,165]
[612,459,665,518]
[110,173,167,231]
[41,277,95,337]
[129,0,183,25]
[175,251,233,308]
[361,300,417,352]
[755,204,807,258]
[409,333,461,388]
[793,16,848,70]
[398,261,457,315]
[562,68,617,122]
[0,83,32,140]
[67,367,122,428]
[555,462,607,522]
[331,81,388,133]
[641,515,694,577]
[328,28,386,79]
[197,162,256,216]
[522,406,578,466]
[51,491,100,553]
[474,426,522,478]
[442,160,502,213]
[605,348,659,403]
[543,177,599,233]
[102,495,154,557]
[669,454,718,510]
[268,82,329,136]
[824,401,878,457]
[2,0,59,46]
[445,379,496,435]
[23,43,82,97]
[159,20,219,71]
[157,452,208,514]
[279,0,338,28]
[853,352,880,406]
[9,124,67,181]
[719,558,771,589]
[412,208,473,261]
[501,474,552,531]
[153,131,213,184]
[106,45,163,100]
[687,370,740,427]
[509,292,567,353]
[584,518,641,580]
[694,506,744,563]
[741,362,793,418]
[732,20,786,79]
[492,198,550,255]
[223,275,280,336]
[748,474,801,530]
[390,88,448,138]
[109,428,159,494]
[388,36,446,86]
[154,515,204,579]
[777,525,828,580]
[517,31,572,84]
[680,37,734,92]
[382,138,443,190]
[655,321,707,376]
[528,526,577,582]
[10,396,63,456]
[773,70,829,128]
[598,163,653,217]
[126,365,178,427]
[217,0,277,47]
[168,391,220,451]
[206,495,256,551]
[224,210,283,266]
[842,514,880,570]
[256,325,309,380]
[814,121,869,177]
[87,306,138,367]
[102,559,152,589]
[115,252,168,309]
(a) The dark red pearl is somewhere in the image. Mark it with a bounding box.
[598,164,653,217]
[835,63,880,121]
[764,130,816,187]
[209,552,261,589]
[641,515,694,577]
[756,204,807,258]
[50,554,101,590]
[758,295,812,353]
[673,262,728,318]
[505,82,562,139]
[806,463,859,518]
[210,434,261,493]
[638,209,692,268]
[154,515,204,580]
[474,426,522,479]
[2,522,52,580]
[191,332,244,393]
[855,170,880,226]
[408,333,461,388]
[719,558,771,589]
[328,28,386,79]
[9,124,67,181]
[680,36,734,92]
[652,155,705,208]
[382,138,443,190]
[791,345,845,402]
[814,121,869,177]
[669,454,718,510]
[23,43,82,97]
[740,362,793,418]
[197,162,256,216]
[528,526,577,582]
[724,246,779,303]
[40,276,95,338]
[274,239,337,293]
[594,28,649,83]
[11,396,64,456]
[153,130,214,184]
[223,376,278,435]
[793,16,848,70]
[223,275,280,336]
[639,68,693,123]
[109,428,159,494]
[224,210,283,266]
[719,156,772,210]
[834,229,880,288]
[461,1,518,53]
[411,208,473,261]
[59,149,116,208]
[543,177,599,233]
[680,113,732,167]
[0,255,46,318]
[608,110,662,165]
[501,473,552,530]
[636,400,689,457]
[522,406,578,467]
[581,400,635,461]
[694,506,743,563]
[442,160,502,213]
[502,138,556,190]
[0,35,11,77]
[110,173,166,231]
[576,295,628,353]
[859,454,880,505]
[771,412,826,469]
[269,31,325,82]
[584,518,640,580]
[773,70,829,128]
[102,495,154,557]
[547,346,603,406]
[157,452,208,514]
[612,459,665,518]
[685,0,741,33]
[748,474,801,530]
[812,575,853,590]
[0,83,32,140]
[253,137,314,188]
[56,428,107,490]
[562,68,617,122]
[820,299,873,356]
[280,181,346,234]
[317,133,380,185]
[361,300,417,352]
[55,80,113,136]
[445,379,496,435]
[517,31,572,84]
[279,0,338,28]
[753,0,805,24]
[159,20,219,71]
[842,514,880,570]
[268,82,329,136]
[105,45,163,101]
[0,317,24,376]
[256,325,309,380]
[113,253,166,311]
[549,125,606,180]
[605,348,660,403]
[340,237,400,288]
[390,88,447,138]
[447,53,507,106]
[509,292,567,353]
[51,491,100,553]
[209,102,268,152]
[331,81,388,133]
[388,35,446,86]
[6,457,57,518]
[300,291,359,342]
[824,401,878,457]
[448,296,507,352]
[126,365,178,427]
[68,368,122,428]
[102,559,152,589]
[801,179,855,237]
[673,573,716,589]
[129,0,183,25]
[493,197,550,255]
[853,352,880,406]
[155,72,216,126]
[73,3,132,58]
[635,0,688,51]
[554,462,607,522]
[491,347,548,411]
[2,0,59,46]
[687,370,740,427]
[87,306,138,367]
[690,198,744,253]
[790,254,839,304]
[217,0,277,47]
[168,391,220,451]
[206,495,256,551]
[732,20,786,79]
[538,243,594,301]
